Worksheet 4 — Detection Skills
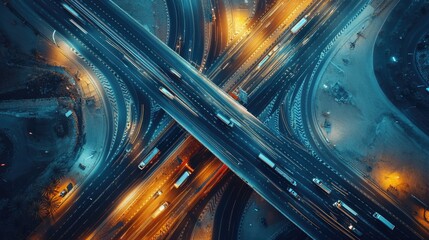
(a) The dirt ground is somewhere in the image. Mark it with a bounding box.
[313,0,429,227]
[0,4,82,239]
[238,192,309,240]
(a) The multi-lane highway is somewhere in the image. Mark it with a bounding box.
[63,1,348,238]
[166,0,205,65]
[74,1,428,239]
[13,0,429,239]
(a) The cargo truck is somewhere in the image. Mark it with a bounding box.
[174,171,191,188]
[373,212,395,230]
[216,112,234,127]
[333,200,358,217]
[291,17,308,34]
[138,147,160,170]
[312,177,332,194]
[258,153,297,186]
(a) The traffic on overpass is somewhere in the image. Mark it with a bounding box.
[1,0,429,239]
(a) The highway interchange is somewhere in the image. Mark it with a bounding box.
[9,0,429,239]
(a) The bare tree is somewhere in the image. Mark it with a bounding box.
[51,162,67,181]
[42,180,59,199]
[39,194,60,221]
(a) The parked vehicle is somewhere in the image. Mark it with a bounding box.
[60,182,73,197]
[348,224,363,237]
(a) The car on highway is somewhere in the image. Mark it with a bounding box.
[152,202,169,218]
[153,190,163,199]
[159,87,175,100]
[287,187,300,200]
[125,144,132,153]
[348,224,363,237]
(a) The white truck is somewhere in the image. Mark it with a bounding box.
[62,3,79,19]
[258,153,297,186]
[170,68,182,79]
[312,177,332,194]
[333,200,358,217]
[257,55,270,69]
[291,17,308,34]
[275,167,297,186]
[373,212,395,230]
[174,171,191,188]
[216,112,234,127]
[138,147,160,170]
[159,87,175,100]
[258,153,275,168]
